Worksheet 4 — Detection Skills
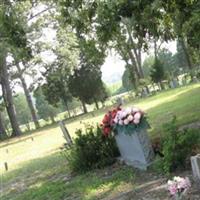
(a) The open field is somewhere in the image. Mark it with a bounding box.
[1,83,200,200]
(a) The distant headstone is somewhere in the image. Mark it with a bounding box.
[59,121,73,147]
[115,129,154,170]
[169,81,175,88]
[173,79,179,88]
[193,76,198,83]
[191,154,200,183]
[116,97,124,107]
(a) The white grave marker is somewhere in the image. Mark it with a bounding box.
[191,154,200,183]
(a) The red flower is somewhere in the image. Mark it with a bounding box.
[101,107,121,136]
[103,127,111,136]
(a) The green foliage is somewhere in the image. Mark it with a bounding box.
[122,67,135,91]
[65,125,119,173]
[160,117,200,174]
[150,58,165,84]
[142,56,155,77]
[68,64,107,106]
[14,93,32,125]
[34,87,59,123]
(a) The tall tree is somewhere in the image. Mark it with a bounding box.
[41,27,78,117]
[0,53,21,136]
[0,112,6,138]
[150,58,165,90]
[0,0,33,136]
[14,61,40,128]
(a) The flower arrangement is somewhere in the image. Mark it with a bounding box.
[101,106,149,136]
[167,176,191,200]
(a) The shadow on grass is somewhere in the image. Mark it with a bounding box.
[2,152,135,200]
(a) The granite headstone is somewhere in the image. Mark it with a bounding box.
[115,128,154,170]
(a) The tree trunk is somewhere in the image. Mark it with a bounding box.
[94,99,99,110]
[0,112,6,138]
[127,50,141,79]
[159,82,165,90]
[50,116,55,124]
[137,48,144,78]
[15,62,40,129]
[63,100,71,118]
[0,55,21,136]
[117,44,138,89]
[81,101,88,113]
[179,37,192,70]
[124,21,142,79]
[154,39,158,60]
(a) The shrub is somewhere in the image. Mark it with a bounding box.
[159,117,200,174]
[64,125,119,173]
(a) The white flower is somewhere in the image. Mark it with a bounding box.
[127,114,134,122]
[119,120,124,125]
[167,180,174,186]
[173,176,183,182]
[113,117,118,124]
[125,108,132,115]
[124,119,129,125]
[118,111,124,119]
[121,110,128,118]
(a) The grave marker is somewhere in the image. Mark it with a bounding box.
[59,121,73,147]
[191,154,200,183]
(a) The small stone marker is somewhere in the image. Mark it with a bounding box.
[59,121,73,147]
[6,149,9,154]
[191,154,200,183]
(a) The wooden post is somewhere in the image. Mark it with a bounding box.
[59,121,73,146]
[4,162,8,171]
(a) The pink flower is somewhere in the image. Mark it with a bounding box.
[167,181,177,196]
[167,177,191,197]
[134,112,141,120]
[176,177,191,189]
[133,119,140,124]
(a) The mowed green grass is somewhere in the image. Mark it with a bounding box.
[1,83,200,200]
[1,153,135,200]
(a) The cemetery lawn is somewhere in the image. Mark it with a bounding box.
[1,83,200,200]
